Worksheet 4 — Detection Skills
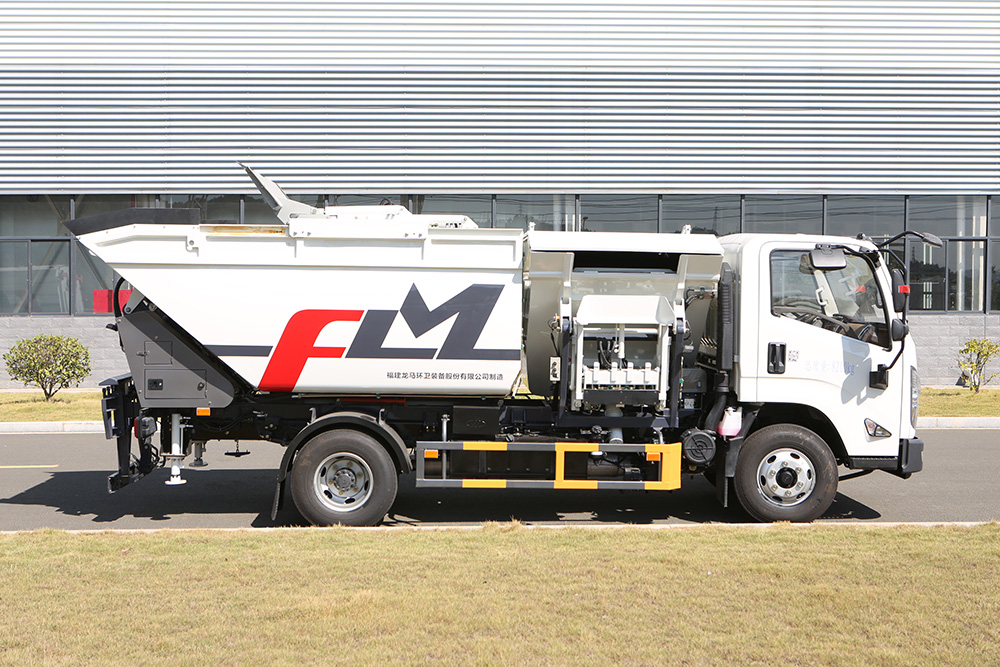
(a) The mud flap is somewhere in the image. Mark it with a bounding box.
[714,406,759,508]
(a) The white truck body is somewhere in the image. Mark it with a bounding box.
[67,166,924,526]
[80,218,526,396]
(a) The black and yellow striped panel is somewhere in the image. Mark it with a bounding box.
[416,440,681,491]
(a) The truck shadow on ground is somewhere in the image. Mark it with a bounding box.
[0,468,302,527]
[388,473,881,524]
[0,469,880,528]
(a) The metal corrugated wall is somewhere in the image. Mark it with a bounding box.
[0,1,997,194]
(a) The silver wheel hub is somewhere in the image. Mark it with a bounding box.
[314,452,373,512]
[333,468,357,492]
[756,448,816,508]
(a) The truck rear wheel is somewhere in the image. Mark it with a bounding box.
[290,429,398,526]
[733,424,838,523]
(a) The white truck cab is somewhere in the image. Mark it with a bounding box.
[716,234,922,520]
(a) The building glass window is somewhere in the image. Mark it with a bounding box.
[580,195,657,233]
[411,195,492,228]
[496,195,576,231]
[4,190,1000,316]
[826,196,904,240]
[948,241,985,311]
[75,241,116,314]
[0,193,133,316]
[245,193,326,224]
[328,194,405,207]
[0,195,72,237]
[744,196,822,234]
[29,240,71,314]
[908,195,986,237]
[162,195,240,222]
[909,241,945,311]
[245,194,276,224]
[0,240,28,314]
[661,195,740,235]
[991,240,1000,311]
[75,195,153,220]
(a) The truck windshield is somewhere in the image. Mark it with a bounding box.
[770,250,890,348]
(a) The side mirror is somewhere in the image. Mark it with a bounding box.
[810,245,848,271]
[890,268,908,313]
[920,232,944,248]
[890,318,908,342]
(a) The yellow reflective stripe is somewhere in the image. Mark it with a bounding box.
[462,479,507,489]
[644,442,682,490]
[462,441,508,451]
[554,442,599,489]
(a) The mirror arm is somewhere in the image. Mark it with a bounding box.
[873,230,944,249]
[870,332,906,390]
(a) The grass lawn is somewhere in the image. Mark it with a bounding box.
[919,386,1000,418]
[0,390,103,422]
[0,524,997,666]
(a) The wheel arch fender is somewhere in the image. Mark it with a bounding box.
[271,411,410,520]
[748,402,847,462]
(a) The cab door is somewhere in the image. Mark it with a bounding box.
[754,241,903,457]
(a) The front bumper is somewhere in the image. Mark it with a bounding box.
[846,437,924,479]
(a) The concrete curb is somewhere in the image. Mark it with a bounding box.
[1,417,998,434]
[914,417,1000,429]
[0,421,104,434]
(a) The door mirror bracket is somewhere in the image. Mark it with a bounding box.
[869,364,890,390]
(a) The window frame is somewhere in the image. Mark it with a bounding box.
[768,247,893,350]
[3,192,1000,315]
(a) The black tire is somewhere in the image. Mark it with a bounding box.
[733,424,838,523]
[290,429,398,527]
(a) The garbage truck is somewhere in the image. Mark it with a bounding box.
[65,166,929,526]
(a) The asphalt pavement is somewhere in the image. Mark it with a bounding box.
[1,428,996,530]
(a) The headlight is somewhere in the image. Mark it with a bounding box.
[910,367,920,427]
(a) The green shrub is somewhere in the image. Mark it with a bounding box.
[958,338,1000,394]
[3,334,91,401]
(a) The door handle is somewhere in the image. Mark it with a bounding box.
[767,343,786,374]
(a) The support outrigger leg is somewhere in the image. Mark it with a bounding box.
[102,375,159,492]
[103,375,139,492]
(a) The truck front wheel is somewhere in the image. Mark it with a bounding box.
[290,429,398,526]
[733,424,838,522]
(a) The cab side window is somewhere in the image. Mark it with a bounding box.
[770,250,889,348]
